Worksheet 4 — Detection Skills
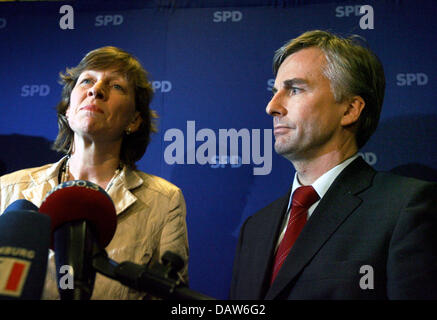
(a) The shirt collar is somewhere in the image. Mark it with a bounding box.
[290,153,360,204]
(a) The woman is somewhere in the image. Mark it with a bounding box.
[0,46,189,299]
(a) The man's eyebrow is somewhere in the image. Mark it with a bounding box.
[283,78,309,87]
[271,77,309,94]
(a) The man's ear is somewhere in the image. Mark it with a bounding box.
[341,96,365,127]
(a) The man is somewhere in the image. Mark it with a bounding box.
[230,30,437,300]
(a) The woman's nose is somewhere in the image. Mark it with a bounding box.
[87,81,105,99]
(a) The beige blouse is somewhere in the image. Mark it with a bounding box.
[0,157,189,299]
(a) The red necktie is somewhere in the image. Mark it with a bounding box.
[270,185,320,285]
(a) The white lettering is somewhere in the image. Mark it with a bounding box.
[267,78,275,91]
[210,155,242,168]
[21,85,50,97]
[219,128,251,165]
[396,73,428,86]
[359,5,374,29]
[213,11,243,22]
[0,246,35,259]
[95,15,124,26]
[152,81,172,93]
[215,304,266,315]
[335,5,364,17]
[196,128,216,165]
[358,152,377,165]
[171,304,205,317]
[359,265,374,290]
[163,128,185,164]
[163,121,272,175]
[59,265,74,290]
[59,5,74,30]
[252,129,272,175]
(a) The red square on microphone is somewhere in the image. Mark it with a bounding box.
[0,257,31,297]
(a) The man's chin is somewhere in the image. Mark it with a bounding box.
[275,140,308,162]
[275,143,295,158]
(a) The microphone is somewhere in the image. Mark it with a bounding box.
[39,180,117,300]
[39,180,213,300]
[92,249,215,300]
[0,200,51,300]
[3,199,38,214]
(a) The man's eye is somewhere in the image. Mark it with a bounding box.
[290,87,302,95]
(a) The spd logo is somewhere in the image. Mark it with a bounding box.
[152,80,172,93]
[396,73,428,86]
[95,15,124,26]
[213,11,243,22]
[335,5,374,30]
[0,257,31,297]
[21,85,50,97]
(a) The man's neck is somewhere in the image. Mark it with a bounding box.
[292,149,357,186]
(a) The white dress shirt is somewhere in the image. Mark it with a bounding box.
[275,154,360,251]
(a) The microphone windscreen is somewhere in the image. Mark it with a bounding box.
[39,180,117,249]
[3,199,38,214]
[0,210,51,300]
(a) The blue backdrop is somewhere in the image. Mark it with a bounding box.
[1,0,436,299]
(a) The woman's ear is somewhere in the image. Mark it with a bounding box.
[126,111,142,134]
[65,106,71,120]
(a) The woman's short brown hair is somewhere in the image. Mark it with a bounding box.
[52,46,157,169]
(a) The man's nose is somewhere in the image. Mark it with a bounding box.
[266,90,287,117]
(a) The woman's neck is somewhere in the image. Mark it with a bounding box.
[67,137,122,190]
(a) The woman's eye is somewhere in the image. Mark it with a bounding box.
[113,84,124,90]
[80,78,92,85]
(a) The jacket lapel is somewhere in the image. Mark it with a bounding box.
[248,191,291,299]
[265,157,376,299]
[107,167,143,215]
[22,158,65,207]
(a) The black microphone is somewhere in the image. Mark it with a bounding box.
[3,199,38,213]
[39,180,117,300]
[92,249,215,300]
[0,200,51,300]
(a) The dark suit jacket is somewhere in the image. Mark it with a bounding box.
[230,157,437,299]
